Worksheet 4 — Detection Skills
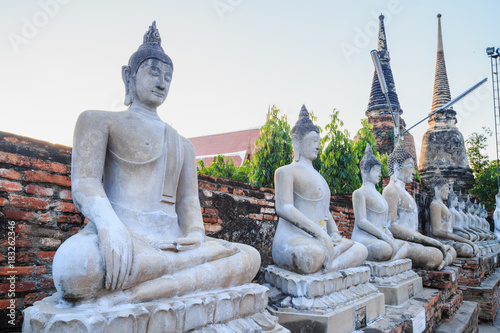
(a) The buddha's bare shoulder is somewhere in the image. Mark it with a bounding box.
[76,110,127,127]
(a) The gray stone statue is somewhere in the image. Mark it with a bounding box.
[272,106,368,274]
[429,178,479,257]
[352,145,409,261]
[449,190,478,241]
[382,139,456,270]
[52,21,260,305]
[23,22,288,333]
[495,193,500,242]
[265,107,384,332]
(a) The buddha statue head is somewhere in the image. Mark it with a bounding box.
[122,21,174,108]
[359,144,381,185]
[387,139,415,183]
[431,177,449,200]
[448,190,458,209]
[291,105,320,162]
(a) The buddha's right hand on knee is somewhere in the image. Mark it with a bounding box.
[98,222,134,291]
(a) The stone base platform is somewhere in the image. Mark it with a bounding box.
[364,259,423,305]
[454,253,497,287]
[264,266,385,333]
[23,284,289,333]
[459,269,500,323]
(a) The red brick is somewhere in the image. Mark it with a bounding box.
[24,293,48,306]
[204,208,218,215]
[204,224,222,233]
[263,214,276,220]
[24,170,71,187]
[260,207,275,214]
[26,185,54,197]
[0,197,6,206]
[248,213,263,220]
[40,238,61,248]
[0,298,18,310]
[0,179,22,192]
[0,168,21,180]
[55,202,79,213]
[35,266,46,274]
[0,238,32,248]
[38,213,53,223]
[0,151,70,174]
[37,251,56,262]
[9,195,50,210]
[0,282,35,293]
[14,224,31,234]
[0,266,35,275]
[203,216,218,224]
[57,215,82,224]
[59,189,72,200]
[39,279,54,288]
[16,252,35,263]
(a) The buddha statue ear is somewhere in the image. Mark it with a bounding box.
[291,134,300,162]
[122,65,133,106]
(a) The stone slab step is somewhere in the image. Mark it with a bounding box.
[435,301,478,333]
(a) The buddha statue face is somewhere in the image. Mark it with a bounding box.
[366,164,382,184]
[123,58,172,109]
[293,130,320,162]
[436,183,449,201]
[396,158,415,184]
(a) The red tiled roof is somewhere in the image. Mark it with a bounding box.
[189,128,261,166]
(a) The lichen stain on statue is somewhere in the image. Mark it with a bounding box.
[23,22,286,333]
[382,139,456,271]
[271,105,368,275]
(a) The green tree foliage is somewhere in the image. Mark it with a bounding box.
[197,155,251,184]
[353,118,388,191]
[249,106,293,188]
[318,109,360,194]
[466,127,492,175]
[469,161,498,211]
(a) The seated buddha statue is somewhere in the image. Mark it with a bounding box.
[52,22,260,304]
[429,179,478,257]
[272,106,368,274]
[352,145,409,261]
[382,139,456,271]
[449,190,477,241]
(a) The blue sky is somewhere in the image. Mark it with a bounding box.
[1,0,499,161]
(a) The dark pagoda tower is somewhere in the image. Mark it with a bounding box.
[366,14,417,161]
[418,14,474,191]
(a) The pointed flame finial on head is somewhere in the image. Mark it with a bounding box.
[299,104,310,120]
[143,21,162,45]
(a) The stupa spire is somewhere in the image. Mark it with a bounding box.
[431,14,452,113]
[366,14,402,116]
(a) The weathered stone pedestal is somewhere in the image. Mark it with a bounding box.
[23,284,288,333]
[364,259,423,305]
[264,266,384,333]
[454,254,497,287]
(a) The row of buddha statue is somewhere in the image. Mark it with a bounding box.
[24,22,500,333]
